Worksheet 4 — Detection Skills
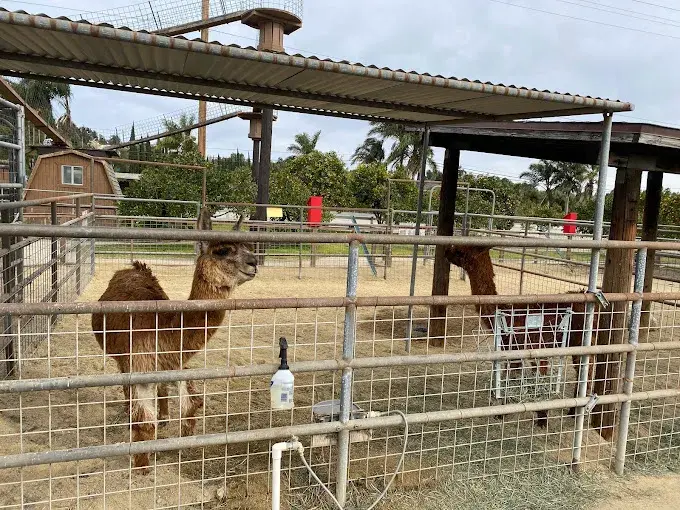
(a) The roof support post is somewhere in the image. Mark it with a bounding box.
[591,165,642,440]
[406,125,430,352]
[429,146,460,347]
[572,111,613,472]
[640,171,663,333]
[197,0,209,158]
[255,108,273,221]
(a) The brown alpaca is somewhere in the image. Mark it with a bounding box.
[92,208,257,471]
[444,245,595,428]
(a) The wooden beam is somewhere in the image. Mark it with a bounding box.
[197,0,209,158]
[107,111,241,150]
[152,11,247,36]
[429,148,460,347]
[0,77,69,146]
[640,172,663,331]
[591,167,643,440]
[255,108,273,221]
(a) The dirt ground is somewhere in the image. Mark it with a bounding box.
[594,474,680,510]
[0,256,678,509]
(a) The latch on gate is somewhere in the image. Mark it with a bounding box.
[588,290,610,309]
[584,393,600,414]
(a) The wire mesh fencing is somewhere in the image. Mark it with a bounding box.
[0,219,680,509]
[76,0,303,33]
[1,196,95,379]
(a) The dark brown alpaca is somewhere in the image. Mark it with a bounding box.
[445,245,594,428]
[92,208,257,471]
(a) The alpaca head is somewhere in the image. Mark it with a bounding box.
[444,245,491,270]
[195,209,258,290]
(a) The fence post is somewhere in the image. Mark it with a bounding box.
[385,208,393,270]
[571,111,614,472]
[519,221,529,294]
[50,202,58,304]
[75,198,81,295]
[1,208,15,376]
[336,241,358,507]
[298,211,303,280]
[90,195,95,276]
[614,247,646,475]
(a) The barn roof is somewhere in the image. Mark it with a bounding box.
[0,10,633,124]
[26,149,123,196]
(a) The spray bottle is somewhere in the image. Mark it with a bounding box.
[270,337,294,410]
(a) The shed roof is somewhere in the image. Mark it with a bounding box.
[425,121,680,173]
[0,10,633,124]
[26,149,122,196]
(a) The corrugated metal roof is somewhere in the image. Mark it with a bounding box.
[0,10,633,124]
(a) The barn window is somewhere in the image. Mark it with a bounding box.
[61,165,83,185]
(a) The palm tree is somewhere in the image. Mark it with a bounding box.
[520,160,562,207]
[156,113,198,154]
[12,79,71,125]
[287,130,321,155]
[350,137,385,165]
[582,164,599,198]
[364,122,436,177]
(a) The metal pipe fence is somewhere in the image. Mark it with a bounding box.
[0,214,680,509]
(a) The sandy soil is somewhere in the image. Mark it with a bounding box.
[595,474,680,510]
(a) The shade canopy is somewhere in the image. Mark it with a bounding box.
[0,10,633,124]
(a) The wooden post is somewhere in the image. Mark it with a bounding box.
[50,201,58,305]
[197,0,209,157]
[75,197,82,294]
[640,171,663,331]
[591,167,642,440]
[1,208,15,376]
[255,108,273,222]
[89,158,96,276]
[429,148,460,346]
[251,137,261,182]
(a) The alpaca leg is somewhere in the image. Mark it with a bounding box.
[157,383,169,427]
[179,380,204,437]
[130,383,157,472]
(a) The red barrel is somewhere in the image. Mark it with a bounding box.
[563,212,577,235]
[307,196,322,226]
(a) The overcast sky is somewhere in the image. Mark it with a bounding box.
[6,0,680,192]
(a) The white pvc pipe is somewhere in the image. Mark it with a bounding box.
[271,439,303,510]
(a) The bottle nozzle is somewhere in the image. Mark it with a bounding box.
[278,337,289,370]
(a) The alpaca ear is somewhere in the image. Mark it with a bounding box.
[233,215,243,231]
[196,207,213,255]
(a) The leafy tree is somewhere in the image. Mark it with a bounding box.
[280,150,350,206]
[269,164,312,221]
[348,163,390,223]
[659,189,680,226]
[267,150,350,221]
[388,166,419,224]
[350,137,385,165]
[287,131,321,155]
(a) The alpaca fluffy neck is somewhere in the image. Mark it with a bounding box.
[461,252,499,326]
[179,260,232,355]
